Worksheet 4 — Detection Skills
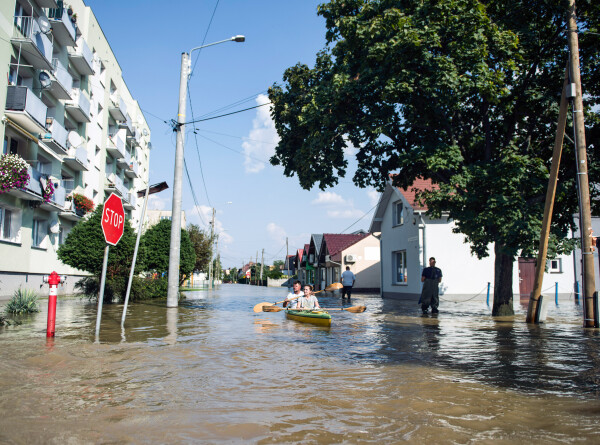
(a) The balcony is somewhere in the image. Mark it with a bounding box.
[117,151,131,169]
[68,36,94,75]
[105,173,126,197]
[48,58,73,100]
[124,192,136,210]
[41,117,68,154]
[106,133,126,158]
[7,165,43,201]
[65,89,91,122]
[37,0,58,7]
[63,146,89,171]
[42,180,66,211]
[125,159,139,178]
[109,95,127,121]
[48,5,76,47]
[59,199,82,221]
[120,113,134,136]
[11,16,53,70]
[5,86,48,134]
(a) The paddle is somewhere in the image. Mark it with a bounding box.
[252,282,344,313]
[262,305,366,313]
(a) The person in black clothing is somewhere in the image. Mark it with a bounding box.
[420,257,442,314]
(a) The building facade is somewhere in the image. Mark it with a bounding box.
[0,0,151,297]
[370,179,580,302]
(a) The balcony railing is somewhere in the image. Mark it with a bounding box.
[42,117,68,153]
[11,16,53,70]
[125,159,139,178]
[50,181,66,208]
[68,36,93,75]
[65,89,91,122]
[48,4,76,46]
[109,94,127,121]
[5,85,48,132]
[50,58,73,99]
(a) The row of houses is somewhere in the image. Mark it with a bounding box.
[283,177,591,302]
[0,0,151,297]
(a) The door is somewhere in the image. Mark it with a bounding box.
[518,257,536,301]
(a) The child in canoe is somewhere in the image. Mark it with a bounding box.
[294,284,321,310]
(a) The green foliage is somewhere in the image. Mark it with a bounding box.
[4,288,39,314]
[269,0,600,315]
[187,224,212,272]
[75,276,169,303]
[140,219,195,281]
[57,204,138,279]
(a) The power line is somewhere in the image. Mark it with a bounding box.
[340,203,378,234]
[189,0,221,78]
[183,158,208,227]
[183,102,271,125]
[197,134,271,166]
[187,85,212,207]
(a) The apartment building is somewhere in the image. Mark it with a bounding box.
[0,0,151,297]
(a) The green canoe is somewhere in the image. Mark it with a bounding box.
[285,309,332,327]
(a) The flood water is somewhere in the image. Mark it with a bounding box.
[1,284,600,443]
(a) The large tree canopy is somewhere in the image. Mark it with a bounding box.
[269,0,600,315]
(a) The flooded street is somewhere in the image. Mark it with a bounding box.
[1,284,600,444]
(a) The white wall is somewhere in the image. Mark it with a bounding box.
[342,234,380,290]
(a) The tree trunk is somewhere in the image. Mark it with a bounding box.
[493,242,515,316]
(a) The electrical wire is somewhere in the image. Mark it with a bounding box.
[183,158,208,227]
[189,0,221,78]
[197,134,271,166]
[187,85,212,207]
[183,102,271,125]
[340,202,379,234]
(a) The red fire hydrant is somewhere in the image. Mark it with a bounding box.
[46,271,61,337]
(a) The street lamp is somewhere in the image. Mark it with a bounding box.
[167,36,245,307]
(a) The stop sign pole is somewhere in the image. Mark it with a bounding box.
[96,193,125,338]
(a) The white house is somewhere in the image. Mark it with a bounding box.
[369,178,578,302]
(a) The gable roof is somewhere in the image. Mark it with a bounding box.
[321,233,370,260]
[369,178,438,232]
[311,234,324,256]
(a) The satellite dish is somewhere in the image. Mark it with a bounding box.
[49,220,61,234]
[39,71,51,89]
[68,131,82,148]
[142,129,149,136]
[37,16,51,34]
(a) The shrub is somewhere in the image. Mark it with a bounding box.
[75,276,170,303]
[72,193,94,215]
[5,288,40,314]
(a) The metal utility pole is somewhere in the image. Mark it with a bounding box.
[255,251,258,285]
[166,36,245,307]
[208,208,215,287]
[215,235,219,284]
[260,248,264,285]
[526,71,569,323]
[567,0,597,328]
[286,237,289,278]
[166,52,189,307]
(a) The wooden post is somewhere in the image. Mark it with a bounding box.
[526,71,569,323]
[567,0,597,328]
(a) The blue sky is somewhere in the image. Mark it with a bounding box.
[85,0,379,268]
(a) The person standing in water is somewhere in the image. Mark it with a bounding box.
[420,257,442,314]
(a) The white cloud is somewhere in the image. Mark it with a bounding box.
[186,205,234,245]
[266,222,287,245]
[366,187,380,207]
[147,194,167,210]
[327,209,364,219]
[311,191,346,206]
[242,94,279,173]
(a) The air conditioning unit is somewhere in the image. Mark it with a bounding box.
[345,254,357,263]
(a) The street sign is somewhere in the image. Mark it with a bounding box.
[101,193,124,246]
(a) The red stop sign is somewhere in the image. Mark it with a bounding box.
[101,193,125,246]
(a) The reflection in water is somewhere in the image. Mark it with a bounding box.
[1,285,600,443]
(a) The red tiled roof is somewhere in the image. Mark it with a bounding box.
[322,233,370,258]
[296,249,303,261]
[397,177,438,210]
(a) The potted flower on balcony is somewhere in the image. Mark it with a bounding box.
[0,154,30,194]
[41,177,55,203]
[72,193,94,216]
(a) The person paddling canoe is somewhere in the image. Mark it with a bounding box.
[294,284,321,310]
[284,280,303,308]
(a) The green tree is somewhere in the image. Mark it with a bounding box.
[269,0,600,315]
[141,219,195,282]
[187,224,212,272]
[58,204,137,279]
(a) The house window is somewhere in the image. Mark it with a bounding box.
[32,219,46,247]
[392,250,407,284]
[0,207,13,240]
[393,201,404,226]
[548,259,562,273]
[333,267,340,283]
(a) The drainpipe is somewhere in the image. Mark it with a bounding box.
[374,232,383,298]
[417,212,427,269]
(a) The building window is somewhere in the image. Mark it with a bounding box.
[333,267,340,283]
[392,250,407,284]
[393,200,404,226]
[160,216,171,221]
[548,258,562,273]
[32,219,46,247]
[1,207,13,240]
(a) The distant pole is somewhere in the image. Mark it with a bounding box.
[122,181,150,326]
[167,52,189,308]
[567,0,597,328]
[208,208,215,288]
[486,282,491,307]
[525,69,569,323]
[255,251,258,285]
[260,248,264,285]
[286,237,289,279]
[215,235,219,284]
[555,282,559,306]
[96,245,110,336]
